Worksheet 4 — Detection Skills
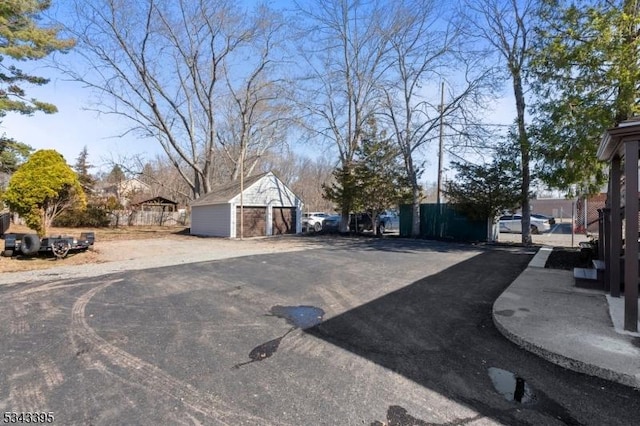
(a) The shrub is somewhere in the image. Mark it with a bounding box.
[53,206,111,227]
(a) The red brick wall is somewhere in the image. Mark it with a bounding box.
[575,193,606,234]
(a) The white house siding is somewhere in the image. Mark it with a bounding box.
[190,204,232,237]
[231,174,301,209]
[296,206,302,233]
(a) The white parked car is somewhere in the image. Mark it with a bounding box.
[302,212,330,232]
[499,214,551,234]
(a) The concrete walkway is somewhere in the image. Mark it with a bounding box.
[493,247,640,389]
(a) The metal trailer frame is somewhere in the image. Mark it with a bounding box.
[1,232,95,259]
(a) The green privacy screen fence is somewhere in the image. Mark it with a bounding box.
[399,204,489,241]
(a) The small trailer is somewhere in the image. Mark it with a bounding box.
[1,232,95,259]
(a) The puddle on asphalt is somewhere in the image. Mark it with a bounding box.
[233,328,294,369]
[267,305,325,329]
[370,405,429,426]
[488,367,536,404]
[488,367,583,425]
[233,305,324,369]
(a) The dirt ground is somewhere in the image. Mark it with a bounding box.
[1,221,592,274]
[544,247,591,270]
[0,224,306,274]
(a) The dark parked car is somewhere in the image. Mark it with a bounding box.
[321,215,342,233]
[349,212,393,233]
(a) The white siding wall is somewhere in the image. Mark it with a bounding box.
[230,203,237,238]
[232,173,301,208]
[266,204,273,236]
[190,204,232,237]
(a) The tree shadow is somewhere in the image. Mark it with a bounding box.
[305,249,583,425]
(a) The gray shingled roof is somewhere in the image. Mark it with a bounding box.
[190,172,270,206]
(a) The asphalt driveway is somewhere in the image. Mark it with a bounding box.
[1,238,638,425]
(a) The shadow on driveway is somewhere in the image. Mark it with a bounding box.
[304,248,601,425]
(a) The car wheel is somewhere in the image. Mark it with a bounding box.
[313,222,322,232]
[378,222,386,234]
[530,225,539,235]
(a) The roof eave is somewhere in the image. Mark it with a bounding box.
[598,120,640,161]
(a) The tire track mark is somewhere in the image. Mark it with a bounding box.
[9,318,29,335]
[71,279,281,425]
[9,369,47,411]
[36,299,65,320]
[13,280,102,297]
[36,356,64,389]
[5,299,32,335]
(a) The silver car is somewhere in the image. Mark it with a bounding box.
[302,212,330,232]
[499,214,551,234]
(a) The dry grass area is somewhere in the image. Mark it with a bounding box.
[5,224,190,242]
[0,224,191,273]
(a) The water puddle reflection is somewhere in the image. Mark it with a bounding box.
[268,305,325,329]
[488,367,536,404]
[488,367,583,425]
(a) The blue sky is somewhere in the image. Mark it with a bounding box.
[0,0,517,183]
[0,68,155,172]
[0,62,517,182]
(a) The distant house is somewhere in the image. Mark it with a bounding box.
[117,177,150,196]
[98,177,152,207]
[190,172,302,238]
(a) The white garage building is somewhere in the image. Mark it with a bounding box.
[190,172,303,238]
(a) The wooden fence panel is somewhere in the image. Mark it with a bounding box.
[109,211,189,227]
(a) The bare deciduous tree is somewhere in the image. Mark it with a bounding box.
[62,0,289,200]
[294,0,393,230]
[261,149,336,212]
[217,6,293,182]
[381,0,500,237]
[463,0,538,244]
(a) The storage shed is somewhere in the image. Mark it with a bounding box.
[190,172,303,238]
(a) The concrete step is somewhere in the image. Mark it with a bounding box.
[592,259,606,284]
[573,267,605,290]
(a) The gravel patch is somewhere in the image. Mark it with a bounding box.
[0,236,316,286]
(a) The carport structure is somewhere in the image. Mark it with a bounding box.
[597,118,640,332]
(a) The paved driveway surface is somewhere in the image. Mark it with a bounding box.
[1,238,638,425]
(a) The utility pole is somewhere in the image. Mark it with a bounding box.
[437,81,445,205]
[239,149,244,240]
